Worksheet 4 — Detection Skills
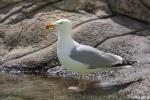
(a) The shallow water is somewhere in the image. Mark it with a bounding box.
[0,73,131,100]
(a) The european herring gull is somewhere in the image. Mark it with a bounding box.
[45,19,133,92]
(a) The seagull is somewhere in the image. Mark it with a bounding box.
[45,19,134,92]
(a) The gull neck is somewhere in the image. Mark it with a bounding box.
[57,30,75,50]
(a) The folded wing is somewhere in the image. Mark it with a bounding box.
[69,44,123,69]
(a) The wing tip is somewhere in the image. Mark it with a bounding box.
[112,60,137,67]
[122,60,137,65]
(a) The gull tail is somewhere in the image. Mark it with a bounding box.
[121,60,137,66]
[112,60,137,68]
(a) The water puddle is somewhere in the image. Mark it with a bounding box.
[0,73,131,100]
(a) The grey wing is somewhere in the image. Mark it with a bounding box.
[69,45,123,69]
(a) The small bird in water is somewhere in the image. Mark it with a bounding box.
[45,19,134,92]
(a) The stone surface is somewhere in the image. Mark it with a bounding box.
[0,0,110,25]
[51,0,112,17]
[72,16,147,46]
[107,0,150,22]
[46,30,150,99]
[0,0,22,8]
[0,0,150,99]
[143,0,150,8]
[0,7,98,67]
[0,0,61,24]
[1,15,147,68]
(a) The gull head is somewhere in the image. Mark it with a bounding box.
[45,19,72,33]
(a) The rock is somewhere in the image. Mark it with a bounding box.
[107,0,150,23]
[0,0,22,8]
[0,0,61,24]
[98,31,150,79]
[2,15,147,68]
[72,16,147,47]
[46,28,150,99]
[0,0,150,98]
[120,72,150,99]
[51,0,112,17]
[143,0,150,8]
[0,0,111,25]
[1,7,97,67]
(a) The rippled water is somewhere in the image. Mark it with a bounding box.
[0,73,131,100]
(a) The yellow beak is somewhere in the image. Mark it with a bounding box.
[45,22,55,29]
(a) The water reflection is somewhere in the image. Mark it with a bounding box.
[0,73,130,100]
